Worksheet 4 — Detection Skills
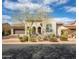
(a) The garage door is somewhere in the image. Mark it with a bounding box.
[14,29,25,34]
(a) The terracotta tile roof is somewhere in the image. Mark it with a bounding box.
[56,22,63,25]
[64,22,76,30]
[11,26,25,29]
[11,23,25,29]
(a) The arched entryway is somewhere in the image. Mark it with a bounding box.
[32,27,36,34]
[38,27,41,34]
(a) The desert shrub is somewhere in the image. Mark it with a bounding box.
[18,36,24,42]
[2,30,11,36]
[18,35,28,42]
[49,33,58,42]
[37,35,43,41]
[43,35,49,41]
[19,36,22,40]
[23,35,28,41]
[60,35,68,41]
[60,31,68,41]
[29,35,37,42]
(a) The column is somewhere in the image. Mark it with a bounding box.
[11,28,13,35]
[25,24,27,35]
[36,27,38,35]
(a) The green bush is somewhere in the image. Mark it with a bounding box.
[49,34,58,42]
[29,35,37,42]
[2,30,11,36]
[18,35,28,42]
[18,36,24,42]
[37,35,43,41]
[43,35,49,41]
[60,35,68,41]
[23,36,28,41]
[60,31,68,41]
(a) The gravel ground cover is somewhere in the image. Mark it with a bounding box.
[2,44,76,59]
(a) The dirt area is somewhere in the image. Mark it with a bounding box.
[2,38,76,44]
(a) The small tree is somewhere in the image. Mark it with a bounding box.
[12,9,49,41]
[2,23,11,36]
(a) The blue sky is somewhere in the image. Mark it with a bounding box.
[2,0,76,24]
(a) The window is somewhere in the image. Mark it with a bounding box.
[46,24,52,32]
[38,27,41,34]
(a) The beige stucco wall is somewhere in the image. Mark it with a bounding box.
[43,20,56,35]
[11,19,58,36]
[57,26,68,36]
[57,26,62,36]
[24,19,57,35]
[25,21,43,35]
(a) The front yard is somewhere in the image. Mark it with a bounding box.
[2,37,76,44]
[2,31,76,44]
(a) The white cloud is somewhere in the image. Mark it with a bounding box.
[3,0,42,10]
[44,0,58,4]
[39,5,53,12]
[3,0,31,10]
[26,3,41,10]
[3,0,69,13]
[2,15,12,24]
[3,0,40,10]
[43,0,68,5]
[3,0,53,13]
[56,0,68,5]
[4,0,17,10]
[53,17,75,24]
[2,15,11,20]
[64,6,76,13]
[3,0,25,10]
[18,0,30,3]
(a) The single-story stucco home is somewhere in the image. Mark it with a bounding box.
[2,19,76,37]
[10,19,64,36]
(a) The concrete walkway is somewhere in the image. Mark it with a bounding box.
[2,38,76,44]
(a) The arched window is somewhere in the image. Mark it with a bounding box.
[38,27,41,34]
[46,24,52,32]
